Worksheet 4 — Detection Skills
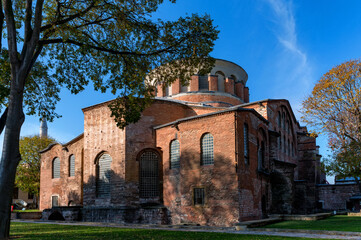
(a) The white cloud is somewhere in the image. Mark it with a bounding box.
[265,0,313,102]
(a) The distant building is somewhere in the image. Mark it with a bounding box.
[39,59,325,226]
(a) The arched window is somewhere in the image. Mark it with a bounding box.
[282,112,285,129]
[96,153,112,198]
[170,140,180,169]
[244,124,249,165]
[216,71,225,92]
[201,133,214,165]
[52,157,60,179]
[139,150,160,198]
[277,112,281,128]
[69,155,75,177]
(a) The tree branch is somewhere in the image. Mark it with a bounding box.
[3,0,19,65]
[40,0,96,33]
[39,38,179,57]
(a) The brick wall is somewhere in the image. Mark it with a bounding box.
[39,136,84,210]
[156,112,240,226]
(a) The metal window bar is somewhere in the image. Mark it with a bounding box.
[199,76,209,90]
[201,134,214,165]
[194,188,205,205]
[69,155,75,177]
[97,154,112,198]
[140,151,159,198]
[170,140,180,169]
[52,196,58,207]
[53,158,60,178]
[244,124,249,164]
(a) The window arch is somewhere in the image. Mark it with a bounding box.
[216,71,225,92]
[201,133,214,165]
[139,150,160,198]
[96,153,112,198]
[52,157,60,179]
[69,155,75,177]
[170,140,180,169]
[244,124,249,165]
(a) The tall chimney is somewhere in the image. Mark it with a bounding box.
[40,118,48,138]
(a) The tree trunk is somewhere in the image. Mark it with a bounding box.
[0,87,25,239]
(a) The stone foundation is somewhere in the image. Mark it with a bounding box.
[42,206,169,224]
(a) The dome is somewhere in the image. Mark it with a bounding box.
[155,59,249,107]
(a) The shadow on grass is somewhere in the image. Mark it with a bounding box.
[11,222,323,240]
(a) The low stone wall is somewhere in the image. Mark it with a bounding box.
[11,211,42,220]
[81,206,169,224]
[42,206,169,224]
[42,206,82,221]
[348,212,361,216]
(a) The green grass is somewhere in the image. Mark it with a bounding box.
[13,209,41,213]
[10,222,324,240]
[263,215,361,232]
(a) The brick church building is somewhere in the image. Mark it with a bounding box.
[39,59,325,226]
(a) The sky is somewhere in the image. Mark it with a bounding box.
[6,0,361,182]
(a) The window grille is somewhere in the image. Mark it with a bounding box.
[140,151,159,198]
[201,133,214,165]
[199,76,209,90]
[52,196,59,207]
[278,112,281,128]
[170,140,180,169]
[258,141,265,169]
[52,157,60,179]
[96,153,112,198]
[244,124,249,164]
[69,155,75,177]
[194,188,205,205]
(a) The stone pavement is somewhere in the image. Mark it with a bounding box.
[12,219,361,239]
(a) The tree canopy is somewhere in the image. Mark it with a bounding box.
[15,135,55,204]
[302,59,361,185]
[0,0,219,238]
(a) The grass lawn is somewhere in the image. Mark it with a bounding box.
[263,215,361,232]
[10,222,324,240]
[13,209,41,213]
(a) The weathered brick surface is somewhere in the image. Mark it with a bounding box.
[172,93,242,107]
[318,184,360,210]
[156,112,239,226]
[40,70,326,226]
[39,136,84,210]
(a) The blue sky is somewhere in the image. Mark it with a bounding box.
[12,0,361,182]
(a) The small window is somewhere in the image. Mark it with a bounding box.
[170,140,180,169]
[244,124,249,165]
[52,196,59,207]
[199,76,209,90]
[69,155,75,177]
[52,157,60,179]
[28,192,34,199]
[201,133,214,165]
[277,112,281,128]
[194,188,205,206]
